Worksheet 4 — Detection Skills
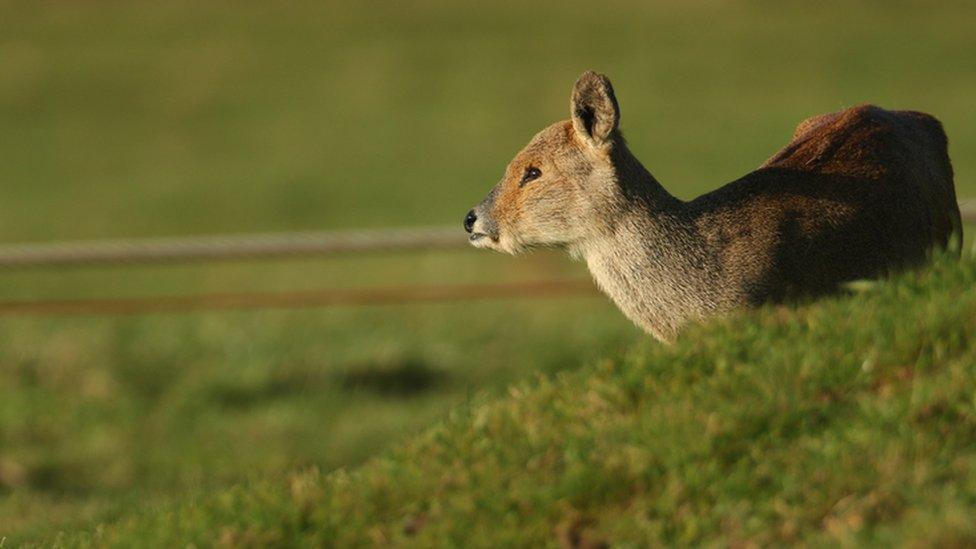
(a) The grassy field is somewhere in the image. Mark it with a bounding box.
[0,0,974,544]
[56,254,976,546]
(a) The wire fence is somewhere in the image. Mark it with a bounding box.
[0,280,599,317]
[0,200,970,317]
[0,226,464,268]
[962,200,976,225]
[0,203,971,269]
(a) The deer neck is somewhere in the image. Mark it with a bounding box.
[574,146,723,340]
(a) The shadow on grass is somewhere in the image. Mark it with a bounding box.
[335,357,448,397]
[206,357,450,409]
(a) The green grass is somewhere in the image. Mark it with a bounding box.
[0,0,975,544]
[0,294,639,542]
[54,254,976,546]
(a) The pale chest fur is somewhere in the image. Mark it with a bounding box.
[579,222,733,341]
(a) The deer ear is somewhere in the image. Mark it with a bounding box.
[570,71,620,147]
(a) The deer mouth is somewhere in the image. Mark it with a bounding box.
[468,232,496,249]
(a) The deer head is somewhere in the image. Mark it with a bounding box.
[464,71,624,254]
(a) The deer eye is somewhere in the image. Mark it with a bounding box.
[520,166,542,186]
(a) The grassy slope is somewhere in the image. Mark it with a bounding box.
[61,254,976,546]
[0,295,638,542]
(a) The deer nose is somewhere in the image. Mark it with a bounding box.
[463,210,477,233]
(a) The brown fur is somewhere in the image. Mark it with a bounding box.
[467,71,960,341]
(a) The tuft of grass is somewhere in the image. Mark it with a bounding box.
[57,254,976,546]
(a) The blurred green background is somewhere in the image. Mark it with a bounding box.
[0,0,973,541]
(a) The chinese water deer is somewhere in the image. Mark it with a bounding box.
[464,71,961,341]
